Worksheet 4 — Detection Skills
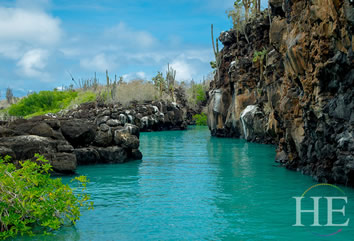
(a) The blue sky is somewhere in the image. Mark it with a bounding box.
[0,0,268,97]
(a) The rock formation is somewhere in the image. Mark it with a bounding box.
[207,0,354,185]
[0,116,142,174]
[0,100,188,174]
[59,100,187,132]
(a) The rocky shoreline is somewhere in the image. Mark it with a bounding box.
[58,100,187,132]
[207,0,354,185]
[0,100,187,174]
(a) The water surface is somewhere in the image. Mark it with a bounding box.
[18,126,354,240]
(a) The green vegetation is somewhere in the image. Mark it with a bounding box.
[253,48,267,62]
[226,0,262,43]
[188,83,207,106]
[6,90,97,118]
[193,113,208,126]
[227,1,244,42]
[151,64,177,102]
[68,91,96,108]
[0,154,93,240]
[166,63,177,102]
[2,65,209,118]
[152,71,166,99]
[8,90,77,117]
[211,24,221,82]
[253,48,268,81]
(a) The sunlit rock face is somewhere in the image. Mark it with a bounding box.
[207,0,354,186]
[59,100,187,132]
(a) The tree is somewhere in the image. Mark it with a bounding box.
[242,0,252,21]
[252,0,261,15]
[227,0,244,41]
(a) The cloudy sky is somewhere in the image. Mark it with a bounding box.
[0,0,267,97]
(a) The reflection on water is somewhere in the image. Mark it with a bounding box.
[17,126,354,241]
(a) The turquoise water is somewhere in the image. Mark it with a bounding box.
[16,126,354,240]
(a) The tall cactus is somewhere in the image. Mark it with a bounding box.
[106,70,110,87]
[166,63,176,102]
[211,24,221,83]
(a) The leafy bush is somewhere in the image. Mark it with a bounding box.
[187,83,207,107]
[195,85,206,104]
[192,113,208,126]
[67,91,96,108]
[0,154,93,239]
[8,90,78,117]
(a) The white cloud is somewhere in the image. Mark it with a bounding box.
[136,71,147,79]
[0,4,62,85]
[168,59,195,81]
[0,43,23,59]
[104,22,158,49]
[56,86,64,91]
[0,7,62,46]
[17,49,49,78]
[0,3,217,92]
[80,53,115,72]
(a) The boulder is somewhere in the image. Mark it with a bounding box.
[240,105,267,141]
[74,148,100,165]
[94,130,113,147]
[114,130,139,149]
[52,153,77,173]
[106,119,121,127]
[130,149,143,160]
[0,135,76,173]
[61,119,96,147]
[97,146,128,163]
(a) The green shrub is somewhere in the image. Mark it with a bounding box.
[192,113,208,126]
[8,90,78,117]
[67,91,97,108]
[0,154,93,240]
[187,84,207,107]
[195,85,206,104]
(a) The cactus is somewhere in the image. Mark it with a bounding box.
[152,71,165,99]
[166,63,176,102]
[6,88,13,104]
[106,70,110,87]
[253,48,268,81]
[211,24,221,83]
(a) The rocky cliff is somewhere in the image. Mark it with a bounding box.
[207,0,354,185]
